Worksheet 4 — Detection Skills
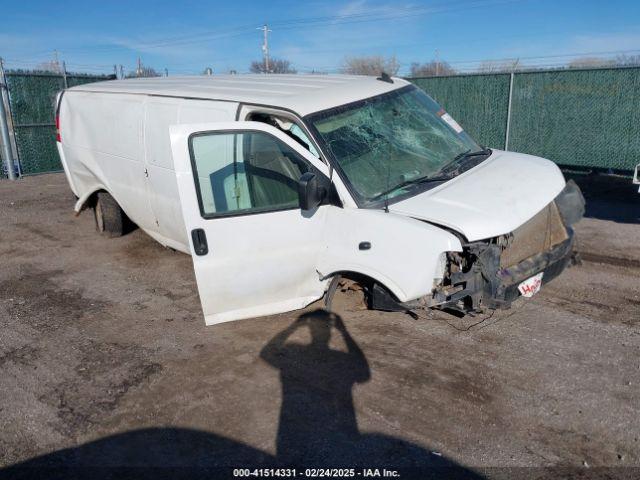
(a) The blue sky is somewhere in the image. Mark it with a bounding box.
[2,0,639,75]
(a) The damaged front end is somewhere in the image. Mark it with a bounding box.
[429,180,585,314]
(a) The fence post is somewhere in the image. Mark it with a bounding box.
[504,71,515,151]
[0,58,16,179]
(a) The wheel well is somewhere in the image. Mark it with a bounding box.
[323,271,401,310]
[75,188,109,213]
[324,270,424,315]
[85,189,105,209]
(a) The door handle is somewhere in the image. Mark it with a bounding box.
[191,228,208,256]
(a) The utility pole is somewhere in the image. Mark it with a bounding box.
[136,57,142,77]
[119,65,124,79]
[435,49,440,76]
[113,64,118,79]
[257,24,272,73]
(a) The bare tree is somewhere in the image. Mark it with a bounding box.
[249,58,296,74]
[568,57,615,69]
[340,55,400,76]
[410,60,455,77]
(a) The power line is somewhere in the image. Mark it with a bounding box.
[21,0,521,57]
[266,0,515,29]
[273,0,520,31]
[268,28,627,59]
[28,25,257,57]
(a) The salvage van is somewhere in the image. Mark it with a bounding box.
[56,74,585,325]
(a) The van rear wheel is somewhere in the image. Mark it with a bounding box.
[95,192,124,237]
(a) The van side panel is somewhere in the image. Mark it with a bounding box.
[60,92,239,252]
[60,92,155,231]
[143,98,238,250]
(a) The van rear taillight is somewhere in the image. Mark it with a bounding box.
[55,114,61,142]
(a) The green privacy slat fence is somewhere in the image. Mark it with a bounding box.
[411,73,511,150]
[4,72,112,176]
[508,68,640,172]
[410,66,640,174]
[3,68,639,177]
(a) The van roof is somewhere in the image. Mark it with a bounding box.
[66,74,410,116]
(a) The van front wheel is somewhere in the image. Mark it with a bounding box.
[95,192,124,237]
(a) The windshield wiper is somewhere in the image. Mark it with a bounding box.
[372,174,455,202]
[371,148,492,204]
[456,147,492,162]
[438,148,492,176]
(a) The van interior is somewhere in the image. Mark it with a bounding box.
[247,112,320,158]
[191,111,322,216]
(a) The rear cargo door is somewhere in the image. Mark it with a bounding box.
[170,121,332,325]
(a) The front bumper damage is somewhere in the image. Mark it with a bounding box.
[429,180,585,314]
[431,229,575,312]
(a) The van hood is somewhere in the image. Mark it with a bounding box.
[388,150,566,241]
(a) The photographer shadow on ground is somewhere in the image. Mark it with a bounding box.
[260,309,474,472]
[2,310,481,479]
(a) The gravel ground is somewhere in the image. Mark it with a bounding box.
[0,173,639,479]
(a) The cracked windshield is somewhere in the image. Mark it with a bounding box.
[310,86,483,204]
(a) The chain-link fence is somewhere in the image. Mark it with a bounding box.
[1,70,112,177]
[2,66,639,178]
[411,66,640,175]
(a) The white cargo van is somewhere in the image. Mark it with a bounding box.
[56,74,584,325]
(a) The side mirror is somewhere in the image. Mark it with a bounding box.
[298,172,325,210]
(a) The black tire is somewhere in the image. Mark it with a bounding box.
[95,192,124,237]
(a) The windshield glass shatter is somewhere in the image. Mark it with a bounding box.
[309,86,483,205]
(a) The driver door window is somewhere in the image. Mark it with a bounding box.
[190,131,309,217]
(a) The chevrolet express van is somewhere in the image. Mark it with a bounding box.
[56,74,584,325]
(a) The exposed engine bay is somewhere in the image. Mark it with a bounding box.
[368,180,586,315]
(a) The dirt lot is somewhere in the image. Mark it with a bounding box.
[1,173,639,478]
